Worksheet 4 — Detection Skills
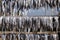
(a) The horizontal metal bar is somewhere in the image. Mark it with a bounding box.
[0,31,58,34]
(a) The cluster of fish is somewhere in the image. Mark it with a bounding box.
[0,16,60,32]
[0,33,59,40]
[0,0,60,16]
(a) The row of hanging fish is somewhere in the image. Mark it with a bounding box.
[0,16,60,32]
[0,33,59,40]
[1,0,60,9]
[0,0,60,16]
